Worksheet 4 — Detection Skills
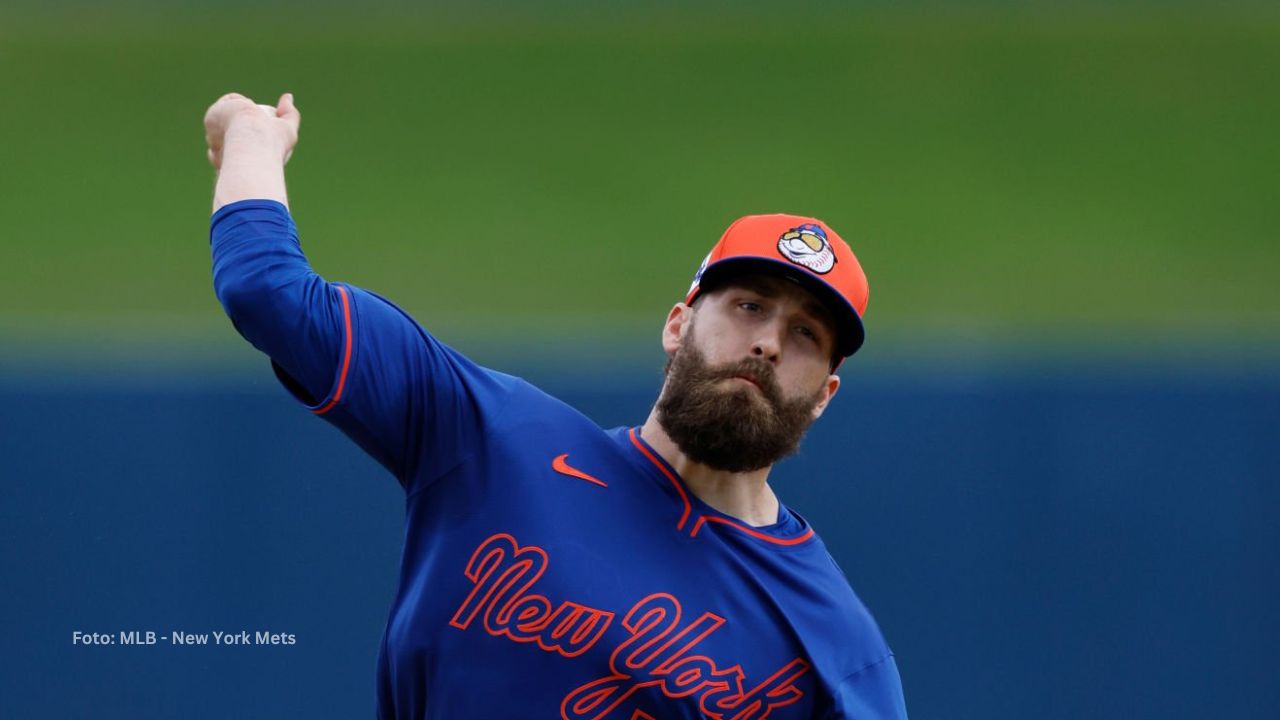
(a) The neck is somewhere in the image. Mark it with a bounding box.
[638,408,780,527]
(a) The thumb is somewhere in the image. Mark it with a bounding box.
[276,92,300,130]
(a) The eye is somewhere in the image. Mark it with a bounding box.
[738,301,762,313]
[795,325,818,342]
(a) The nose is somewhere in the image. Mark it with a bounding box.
[749,320,784,364]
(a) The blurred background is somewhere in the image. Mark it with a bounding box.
[1,1,1276,717]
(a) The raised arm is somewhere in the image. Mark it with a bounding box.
[203,92,518,488]
[204,91,338,402]
[204,92,299,212]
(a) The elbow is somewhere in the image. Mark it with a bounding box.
[210,208,321,336]
[213,265,315,331]
[214,274,268,325]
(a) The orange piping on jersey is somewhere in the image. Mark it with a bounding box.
[628,427,692,530]
[553,454,609,488]
[698,516,816,546]
[313,285,352,416]
[627,430,813,547]
[690,516,707,538]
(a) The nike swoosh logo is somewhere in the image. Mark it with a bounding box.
[552,454,608,488]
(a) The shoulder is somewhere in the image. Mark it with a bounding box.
[797,538,907,717]
[794,531,896,673]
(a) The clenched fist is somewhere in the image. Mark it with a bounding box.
[203,92,300,170]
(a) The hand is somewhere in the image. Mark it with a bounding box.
[203,92,301,170]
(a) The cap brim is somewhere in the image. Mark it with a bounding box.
[693,257,865,359]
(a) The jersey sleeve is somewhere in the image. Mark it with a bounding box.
[210,199,518,491]
[829,654,909,720]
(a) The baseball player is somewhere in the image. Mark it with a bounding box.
[204,92,908,719]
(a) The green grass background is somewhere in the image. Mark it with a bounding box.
[1,1,1277,363]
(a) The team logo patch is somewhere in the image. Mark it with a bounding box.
[777,224,837,275]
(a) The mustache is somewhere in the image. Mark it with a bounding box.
[706,358,782,402]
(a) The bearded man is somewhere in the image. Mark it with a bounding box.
[204,91,908,720]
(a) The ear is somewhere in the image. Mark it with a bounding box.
[662,303,694,355]
[809,374,841,421]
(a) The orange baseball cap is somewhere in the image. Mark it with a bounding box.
[685,214,869,362]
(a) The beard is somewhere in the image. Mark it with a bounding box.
[656,335,825,473]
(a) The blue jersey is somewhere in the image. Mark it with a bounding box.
[211,200,908,720]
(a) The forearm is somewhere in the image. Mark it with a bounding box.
[211,200,344,402]
[213,119,291,212]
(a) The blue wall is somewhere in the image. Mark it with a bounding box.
[2,363,1276,718]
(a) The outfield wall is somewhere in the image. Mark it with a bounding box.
[2,362,1275,718]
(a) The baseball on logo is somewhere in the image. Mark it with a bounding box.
[777,224,837,275]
